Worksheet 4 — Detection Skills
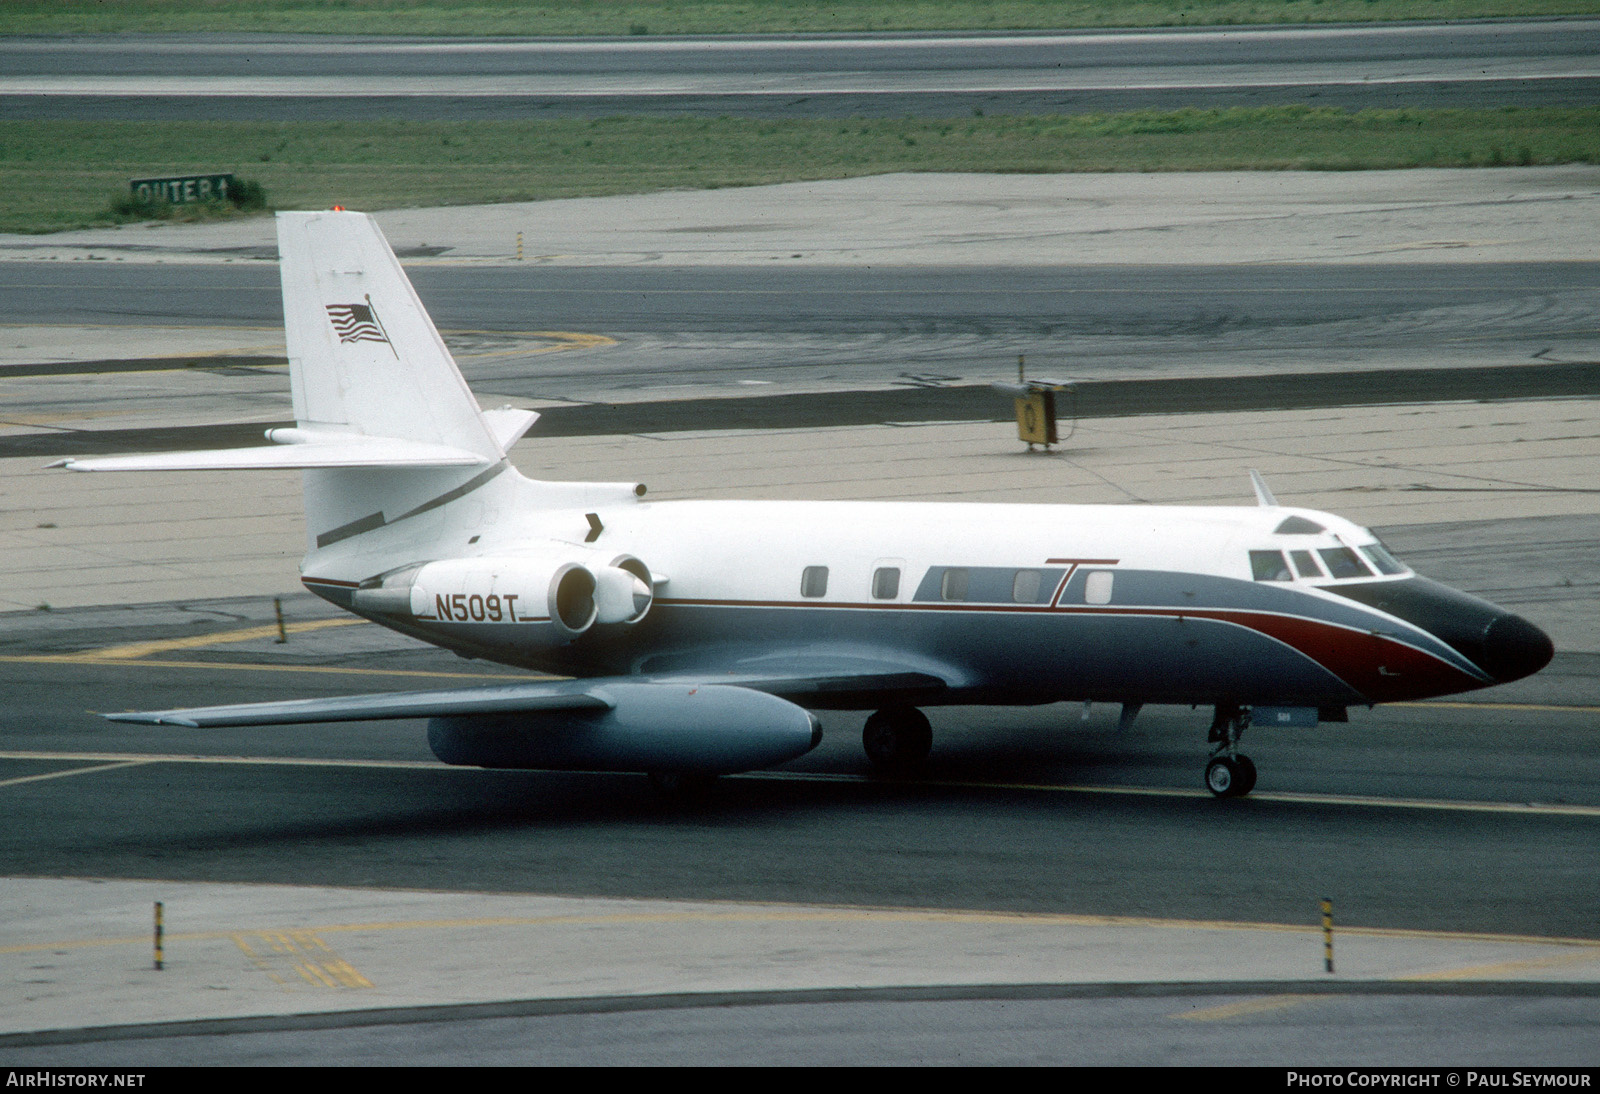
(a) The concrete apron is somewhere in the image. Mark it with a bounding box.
[5,172,1598,1038]
[3,167,1598,271]
[3,877,1598,1041]
[4,398,1597,654]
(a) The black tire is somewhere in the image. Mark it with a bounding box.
[863,706,933,771]
[1233,755,1258,796]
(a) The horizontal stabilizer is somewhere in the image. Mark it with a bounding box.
[482,407,541,453]
[52,438,493,473]
[105,680,611,727]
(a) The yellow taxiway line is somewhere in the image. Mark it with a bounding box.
[3,899,1595,960]
[0,759,152,788]
[0,327,612,374]
[1401,950,1600,981]
[2,748,1597,819]
[1393,700,1600,714]
[0,655,522,680]
[0,750,442,772]
[1173,995,1321,1022]
[0,616,527,679]
[4,624,1598,817]
[3,619,1597,712]
[81,618,361,661]
[746,770,1600,818]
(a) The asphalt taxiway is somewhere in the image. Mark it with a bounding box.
[5,20,1598,119]
[2,407,1597,1061]
[2,572,1599,1062]
[2,171,1598,1062]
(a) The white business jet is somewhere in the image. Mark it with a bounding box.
[58,211,1554,797]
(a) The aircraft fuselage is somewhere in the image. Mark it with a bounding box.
[305,495,1553,713]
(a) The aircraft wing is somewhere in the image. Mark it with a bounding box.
[104,680,611,727]
[99,657,954,775]
[659,669,950,700]
[102,655,955,729]
[646,648,958,703]
[715,670,948,697]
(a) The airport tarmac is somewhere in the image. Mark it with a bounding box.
[3,394,1597,1058]
[5,398,1598,645]
[4,168,1596,413]
[2,171,1598,1061]
[6,167,1599,271]
[3,877,1599,1052]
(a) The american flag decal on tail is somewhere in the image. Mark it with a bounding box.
[325,303,389,345]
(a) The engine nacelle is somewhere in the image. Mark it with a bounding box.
[351,550,654,638]
[592,554,653,625]
[412,555,597,636]
[427,683,823,774]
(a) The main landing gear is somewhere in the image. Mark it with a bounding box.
[863,705,932,772]
[1205,703,1257,798]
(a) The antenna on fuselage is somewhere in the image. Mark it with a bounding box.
[1248,469,1278,507]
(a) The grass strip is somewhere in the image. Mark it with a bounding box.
[5,0,1600,36]
[3,107,1598,234]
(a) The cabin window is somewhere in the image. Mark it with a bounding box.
[1012,569,1042,604]
[1318,547,1373,579]
[1289,549,1325,579]
[800,565,829,598]
[940,568,969,601]
[1359,543,1407,576]
[872,566,901,600]
[1084,570,1114,605]
[1250,550,1293,582]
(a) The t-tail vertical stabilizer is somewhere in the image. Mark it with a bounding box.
[55,210,646,599]
[276,210,518,566]
[278,210,502,458]
[55,211,541,573]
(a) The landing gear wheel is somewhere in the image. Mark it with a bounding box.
[862,706,933,772]
[1204,754,1256,798]
[1233,755,1258,796]
[1204,703,1256,798]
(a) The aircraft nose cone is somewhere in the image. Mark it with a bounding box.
[1478,612,1555,684]
[1332,577,1554,688]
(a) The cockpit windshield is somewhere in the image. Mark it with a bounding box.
[1318,546,1371,579]
[1359,542,1407,575]
[1250,549,1292,582]
[1249,538,1410,583]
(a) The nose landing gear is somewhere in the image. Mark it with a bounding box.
[1205,704,1257,798]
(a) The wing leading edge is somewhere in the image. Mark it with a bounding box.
[105,679,610,728]
[105,651,956,729]
[104,658,953,775]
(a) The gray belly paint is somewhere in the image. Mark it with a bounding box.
[324,568,1474,707]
